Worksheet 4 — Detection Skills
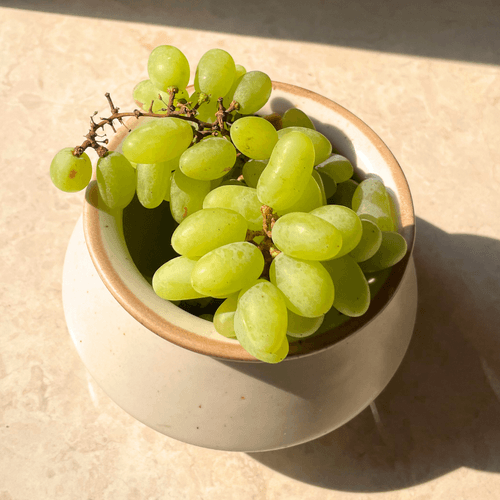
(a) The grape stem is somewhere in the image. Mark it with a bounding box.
[73,90,240,158]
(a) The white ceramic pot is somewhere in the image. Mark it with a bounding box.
[62,82,417,452]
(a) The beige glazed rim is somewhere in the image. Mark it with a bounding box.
[83,81,416,362]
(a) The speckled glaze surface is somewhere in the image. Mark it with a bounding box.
[62,84,418,451]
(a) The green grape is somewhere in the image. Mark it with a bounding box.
[349,218,382,262]
[256,131,315,212]
[270,253,334,318]
[203,185,263,230]
[171,208,248,258]
[242,159,268,188]
[279,175,324,215]
[329,178,358,207]
[213,294,238,338]
[170,168,211,223]
[50,147,92,193]
[136,161,172,209]
[322,256,370,317]
[133,80,189,114]
[122,118,193,164]
[312,170,327,205]
[191,242,265,298]
[195,48,236,98]
[282,108,315,130]
[153,256,206,301]
[232,70,272,115]
[286,310,324,338]
[352,178,395,232]
[272,212,342,260]
[230,116,278,160]
[318,171,337,199]
[316,154,354,184]
[358,231,407,272]
[179,136,236,181]
[148,45,190,91]
[96,151,136,209]
[278,127,332,165]
[223,64,247,108]
[190,91,218,122]
[310,205,362,257]
[162,156,180,203]
[236,278,270,301]
[234,281,288,357]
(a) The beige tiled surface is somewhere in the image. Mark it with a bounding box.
[1,2,500,499]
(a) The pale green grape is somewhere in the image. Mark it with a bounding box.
[270,253,334,317]
[236,278,270,301]
[152,256,205,301]
[234,281,288,358]
[213,294,238,338]
[232,71,272,115]
[278,127,332,165]
[122,118,193,164]
[282,108,315,129]
[179,136,236,180]
[316,154,354,184]
[230,116,278,160]
[195,48,236,98]
[136,161,172,209]
[349,218,382,262]
[191,242,265,297]
[352,178,395,232]
[190,91,218,123]
[223,64,247,108]
[133,80,189,114]
[330,179,358,207]
[148,45,190,91]
[50,147,92,192]
[257,131,315,212]
[358,231,407,272]
[322,256,370,317]
[96,152,136,209]
[203,185,263,230]
[272,212,342,260]
[311,170,327,205]
[319,171,337,199]
[279,175,324,215]
[242,159,267,188]
[171,208,248,258]
[170,168,211,223]
[286,310,324,338]
[310,205,362,257]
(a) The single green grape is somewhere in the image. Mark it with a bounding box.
[349,218,382,262]
[286,310,324,338]
[50,147,92,193]
[96,151,136,209]
[195,48,236,98]
[278,126,332,165]
[190,91,219,123]
[133,80,189,114]
[148,45,190,91]
[311,170,327,205]
[171,208,248,258]
[232,71,272,115]
[316,154,354,184]
[279,174,324,215]
[242,159,268,188]
[223,64,247,109]
[213,294,239,338]
[329,178,358,207]
[318,170,337,199]
[282,108,315,129]
[358,231,407,272]
[272,212,343,261]
[230,116,278,160]
[136,161,172,209]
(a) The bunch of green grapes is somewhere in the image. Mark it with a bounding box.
[50,45,407,364]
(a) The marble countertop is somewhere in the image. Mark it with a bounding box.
[1,1,500,498]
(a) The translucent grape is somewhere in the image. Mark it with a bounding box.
[148,45,190,91]
[122,118,193,164]
[358,231,407,272]
[170,168,211,223]
[190,91,218,123]
[96,152,136,209]
[230,116,278,160]
[133,80,190,114]
[171,208,248,258]
[310,205,362,257]
[195,48,236,98]
[282,108,315,130]
[242,159,267,188]
[286,310,324,338]
[179,136,236,181]
[277,127,332,165]
[203,185,263,230]
[213,294,238,338]
[319,171,337,199]
[270,253,334,317]
[191,242,265,298]
[223,64,247,108]
[162,156,180,203]
[152,256,205,301]
[279,175,324,215]
[236,278,270,301]
[136,161,172,209]
[311,170,327,205]
[234,281,288,358]
[316,154,354,184]
[322,256,370,317]
[330,179,358,207]
[50,147,92,193]
[232,71,272,115]
[256,131,315,212]
[238,335,289,364]
[272,212,342,260]
[352,178,395,232]
[349,218,382,262]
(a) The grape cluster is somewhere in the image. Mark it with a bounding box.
[50,45,407,363]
